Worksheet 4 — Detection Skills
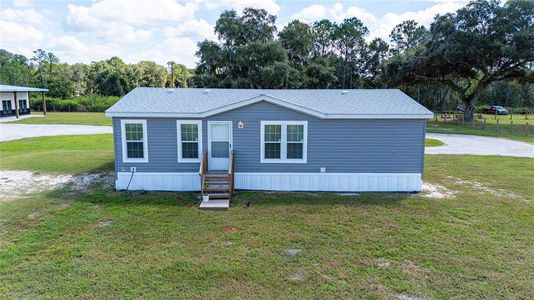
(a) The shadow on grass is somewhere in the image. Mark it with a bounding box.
[42,171,411,209]
[232,191,410,207]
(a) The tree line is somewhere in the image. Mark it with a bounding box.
[0,0,532,119]
[0,50,192,98]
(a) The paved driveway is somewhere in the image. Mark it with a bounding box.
[426,133,534,158]
[0,124,112,142]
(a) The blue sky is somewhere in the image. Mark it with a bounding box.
[0,0,468,68]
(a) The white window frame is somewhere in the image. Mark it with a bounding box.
[176,120,203,163]
[260,121,307,164]
[121,119,148,163]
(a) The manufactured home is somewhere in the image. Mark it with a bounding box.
[105,88,433,205]
[0,85,48,118]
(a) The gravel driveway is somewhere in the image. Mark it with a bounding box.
[0,124,112,141]
[426,133,534,158]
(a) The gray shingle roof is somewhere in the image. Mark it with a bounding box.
[105,87,433,119]
[0,85,48,92]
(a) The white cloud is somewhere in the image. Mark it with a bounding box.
[202,0,280,15]
[67,0,197,26]
[163,19,215,40]
[101,24,152,43]
[291,4,326,22]
[46,35,121,63]
[0,8,48,25]
[0,20,44,44]
[13,0,33,8]
[118,36,201,66]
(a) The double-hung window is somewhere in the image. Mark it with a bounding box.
[121,119,148,163]
[261,121,307,163]
[177,120,202,162]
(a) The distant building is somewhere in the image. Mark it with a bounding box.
[0,85,48,118]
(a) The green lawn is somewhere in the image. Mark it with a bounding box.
[1,133,533,298]
[477,113,531,125]
[425,138,444,147]
[0,134,114,174]
[8,112,111,126]
[427,123,534,143]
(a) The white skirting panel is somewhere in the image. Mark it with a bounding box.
[116,172,199,191]
[234,172,422,192]
[116,172,422,192]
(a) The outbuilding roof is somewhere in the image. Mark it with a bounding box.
[0,85,48,92]
[105,87,433,119]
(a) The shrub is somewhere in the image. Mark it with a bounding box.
[30,94,120,112]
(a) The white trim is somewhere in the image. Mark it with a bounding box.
[116,172,199,191]
[105,95,433,119]
[115,172,422,192]
[260,121,307,164]
[234,172,422,192]
[176,120,203,163]
[207,121,233,170]
[120,119,148,163]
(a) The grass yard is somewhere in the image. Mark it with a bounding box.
[0,134,114,174]
[427,122,534,143]
[8,112,111,126]
[1,132,533,298]
[477,113,531,125]
[425,138,444,147]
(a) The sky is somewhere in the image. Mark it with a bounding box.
[0,0,469,68]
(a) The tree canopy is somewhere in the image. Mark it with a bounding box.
[0,0,533,118]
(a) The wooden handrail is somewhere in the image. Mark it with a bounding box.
[199,151,208,195]
[228,150,235,195]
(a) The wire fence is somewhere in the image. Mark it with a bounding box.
[430,112,532,137]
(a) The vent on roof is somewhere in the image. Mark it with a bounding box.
[341,90,349,95]
[167,88,175,94]
[203,89,211,94]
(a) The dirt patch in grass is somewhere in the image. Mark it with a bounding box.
[96,220,113,228]
[421,182,455,199]
[222,225,239,233]
[285,248,302,256]
[0,170,113,201]
[446,176,521,199]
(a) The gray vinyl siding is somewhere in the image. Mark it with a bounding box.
[113,101,426,174]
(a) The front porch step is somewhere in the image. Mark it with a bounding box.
[205,173,229,178]
[205,187,230,192]
[198,199,230,210]
[207,192,230,199]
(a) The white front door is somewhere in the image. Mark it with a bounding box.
[208,121,232,171]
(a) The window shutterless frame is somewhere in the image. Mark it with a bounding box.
[260,121,307,164]
[121,119,148,163]
[176,120,203,163]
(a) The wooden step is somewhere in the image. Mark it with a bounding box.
[204,177,230,182]
[207,192,230,199]
[205,181,229,185]
[205,187,229,192]
[205,173,229,178]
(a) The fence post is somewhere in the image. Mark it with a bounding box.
[496,119,499,132]
[472,117,475,128]
[510,120,513,134]
[526,122,529,137]
[483,118,486,129]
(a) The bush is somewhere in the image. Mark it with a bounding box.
[30,94,120,112]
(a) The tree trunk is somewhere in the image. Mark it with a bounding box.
[464,104,475,121]
[439,87,449,112]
